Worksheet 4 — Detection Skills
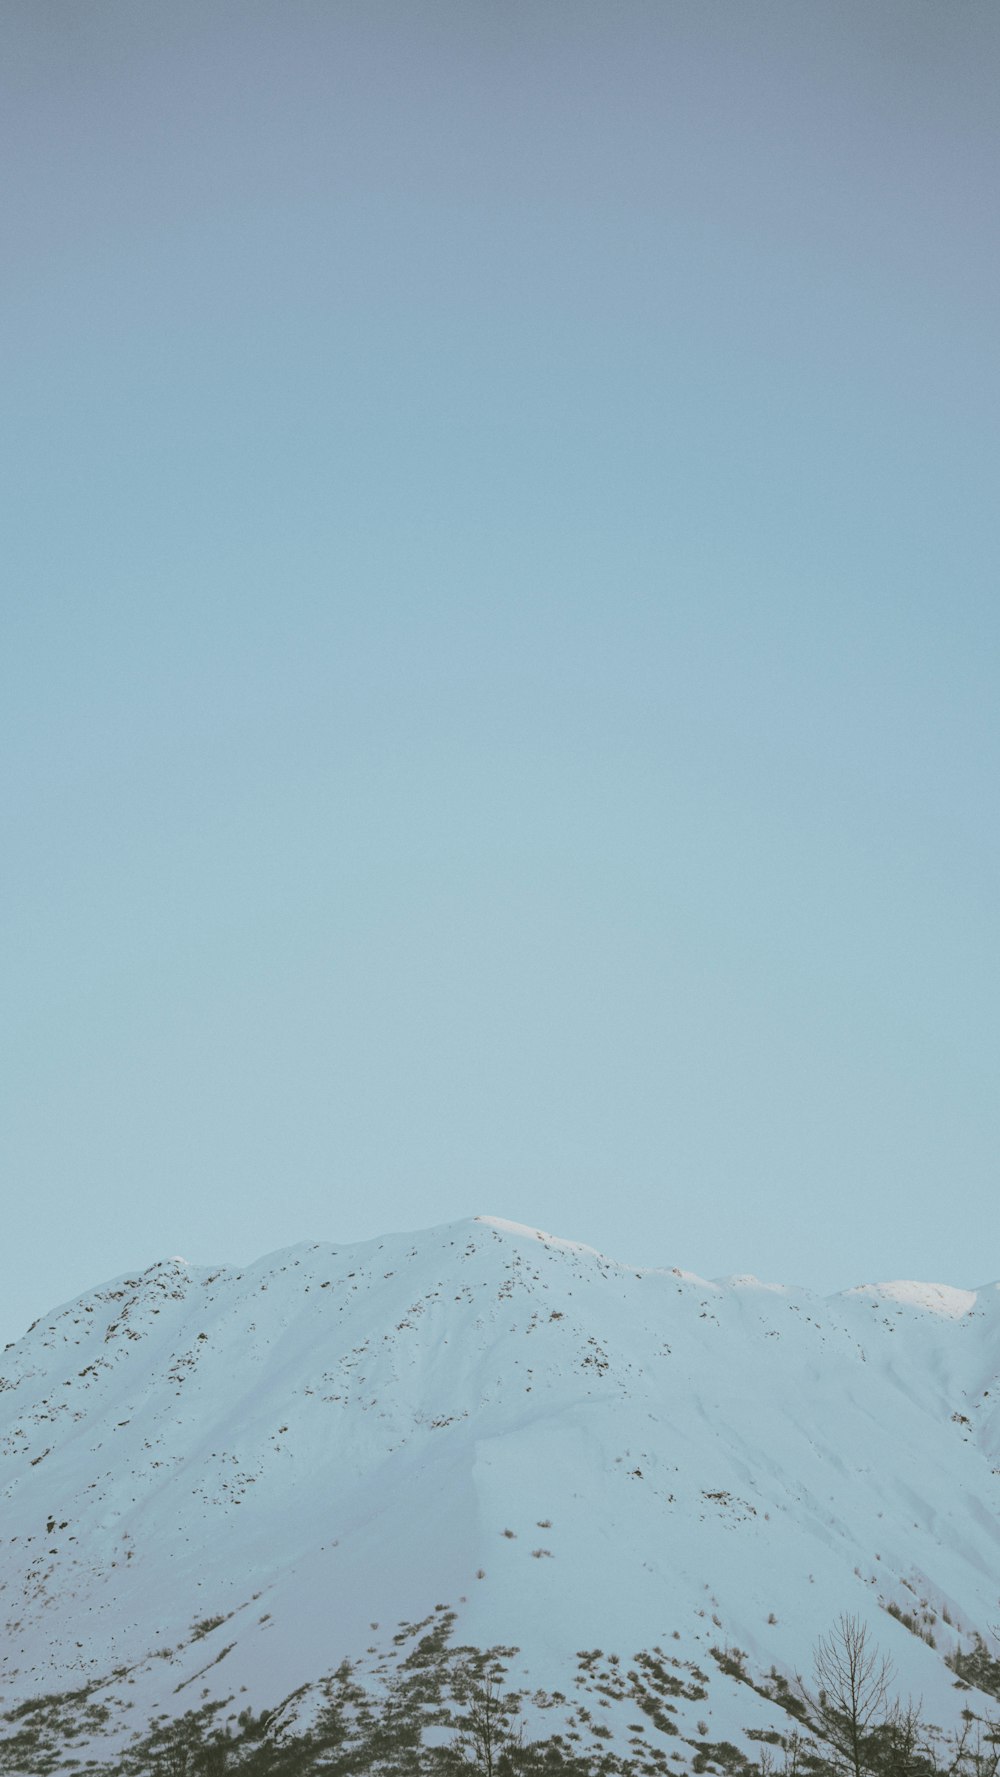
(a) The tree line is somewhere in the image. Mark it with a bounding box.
[1,1611,998,1777]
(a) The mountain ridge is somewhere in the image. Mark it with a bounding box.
[21,1213,995,1336]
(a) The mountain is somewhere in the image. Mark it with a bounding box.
[1,1215,998,1772]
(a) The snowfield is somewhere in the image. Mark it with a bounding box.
[0,1215,997,1765]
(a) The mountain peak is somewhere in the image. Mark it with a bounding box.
[474,1211,622,1261]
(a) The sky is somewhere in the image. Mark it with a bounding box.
[2,1,998,1349]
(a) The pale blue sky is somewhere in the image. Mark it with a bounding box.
[2,2,998,1348]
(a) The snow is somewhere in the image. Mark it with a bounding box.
[846,1280,979,1318]
[0,1215,997,1764]
[475,1214,621,1261]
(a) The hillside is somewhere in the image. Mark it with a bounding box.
[1,1216,998,1772]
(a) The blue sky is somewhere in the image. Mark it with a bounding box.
[2,2,998,1347]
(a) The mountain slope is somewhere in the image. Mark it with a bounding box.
[1,1216,998,1767]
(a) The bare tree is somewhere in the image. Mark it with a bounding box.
[812,1615,895,1777]
[969,1719,1000,1777]
[783,1729,806,1777]
[757,1729,806,1777]
[941,1713,1000,1777]
[454,1664,522,1776]
[873,1695,930,1777]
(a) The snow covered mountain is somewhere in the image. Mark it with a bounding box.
[1,1215,998,1770]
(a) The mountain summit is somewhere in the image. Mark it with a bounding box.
[1,1216,998,1769]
